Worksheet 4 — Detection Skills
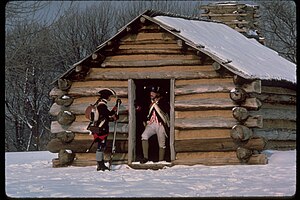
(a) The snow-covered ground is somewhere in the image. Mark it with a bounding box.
[5,150,296,198]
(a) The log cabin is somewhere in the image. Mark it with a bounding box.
[47,10,296,169]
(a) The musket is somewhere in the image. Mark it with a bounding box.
[108,99,121,170]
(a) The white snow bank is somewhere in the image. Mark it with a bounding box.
[5,150,296,198]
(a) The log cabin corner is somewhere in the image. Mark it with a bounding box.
[47,9,296,169]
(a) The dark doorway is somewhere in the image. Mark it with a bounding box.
[134,79,171,162]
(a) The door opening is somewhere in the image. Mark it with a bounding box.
[134,79,171,162]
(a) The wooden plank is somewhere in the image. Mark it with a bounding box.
[253,128,296,141]
[262,119,296,130]
[170,79,176,161]
[101,59,203,68]
[85,67,225,80]
[175,82,234,95]
[175,97,261,111]
[118,43,180,50]
[264,140,296,150]
[250,93,296,104]
[175,129,231,140]
[175,78,233,86]
[175,116,262,129]
[114,48,193,55]
[127,79,136,164]
[175,108,232,119]
[75,152,128,161]
[104,54,199,62]
[128,163,173,170]
[250,103,296,121]
[173,152,267,165]
[120,32,176,42]
[49,102,128,116]
[50,121,128,134]
[261,86,296,96]
[49,87,128,98]
[74,133,128,141]
[175,93,229,101]
[75,114,128,123]
[71,80,128,88]
[71,160,127,167]
[175,137,266,152]
[46,138,128,153]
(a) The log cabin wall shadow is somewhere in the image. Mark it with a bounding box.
[47,9,296,168]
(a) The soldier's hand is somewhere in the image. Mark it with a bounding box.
[116,98,122,105]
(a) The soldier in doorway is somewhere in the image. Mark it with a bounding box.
[140,86,170,164]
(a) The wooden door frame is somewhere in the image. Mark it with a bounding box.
[127,79,175,164]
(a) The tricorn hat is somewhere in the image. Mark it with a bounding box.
[98,88,116,99]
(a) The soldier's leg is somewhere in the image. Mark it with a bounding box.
[140,124,156,163]
[157,124,167,161]
[96,139,108,171]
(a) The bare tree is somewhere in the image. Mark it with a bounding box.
[257,1,296,63]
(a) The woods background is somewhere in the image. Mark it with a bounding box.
[5,1,296,152]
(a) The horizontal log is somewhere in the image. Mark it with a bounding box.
[264,140,296,150]
[175,78,233,86]
[175,110,232,119]
[57,110,76,125]
[49,87,128,98]
[47,138,128,153]
[175,116,262,129]
[56,131,75,143]
[231,125,253,141]
[75,152,128,161]
[50,121,128,134]
[236,147,252,161]
[74,132,128,141]
[174,152,267,165]
[175,82,234,95]
[174,137,266,152]
[71,80,128,88]
[118,43,180,50]
[250,92,296,104]
[75,114,128,123]
[49,102,128,116]
[114,48,193,55]
[175,92,229,101]
[253,128,296,141]
[58,149,75,166]
[70,160,127,167]
[85,67,226,80]
[262,119,295,130]
[55,95,74,107]
[101,59,203,68]
[250,103,296,121]
[175,79,259,96]
[104,54,199,62]
[175,97,262,111]
[175,129,231,140]
[230,88,247,103]
[261,86,296,96]
[232,106,249,121]
[58,79,72,91]
[120,32,175,42]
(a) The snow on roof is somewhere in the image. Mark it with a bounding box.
[154,16,296,84]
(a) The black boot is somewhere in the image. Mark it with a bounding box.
[97,160,109,171]
[141,140,149,164]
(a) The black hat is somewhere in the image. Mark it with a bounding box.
[148,85,161,94]
[98,88,116,99]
